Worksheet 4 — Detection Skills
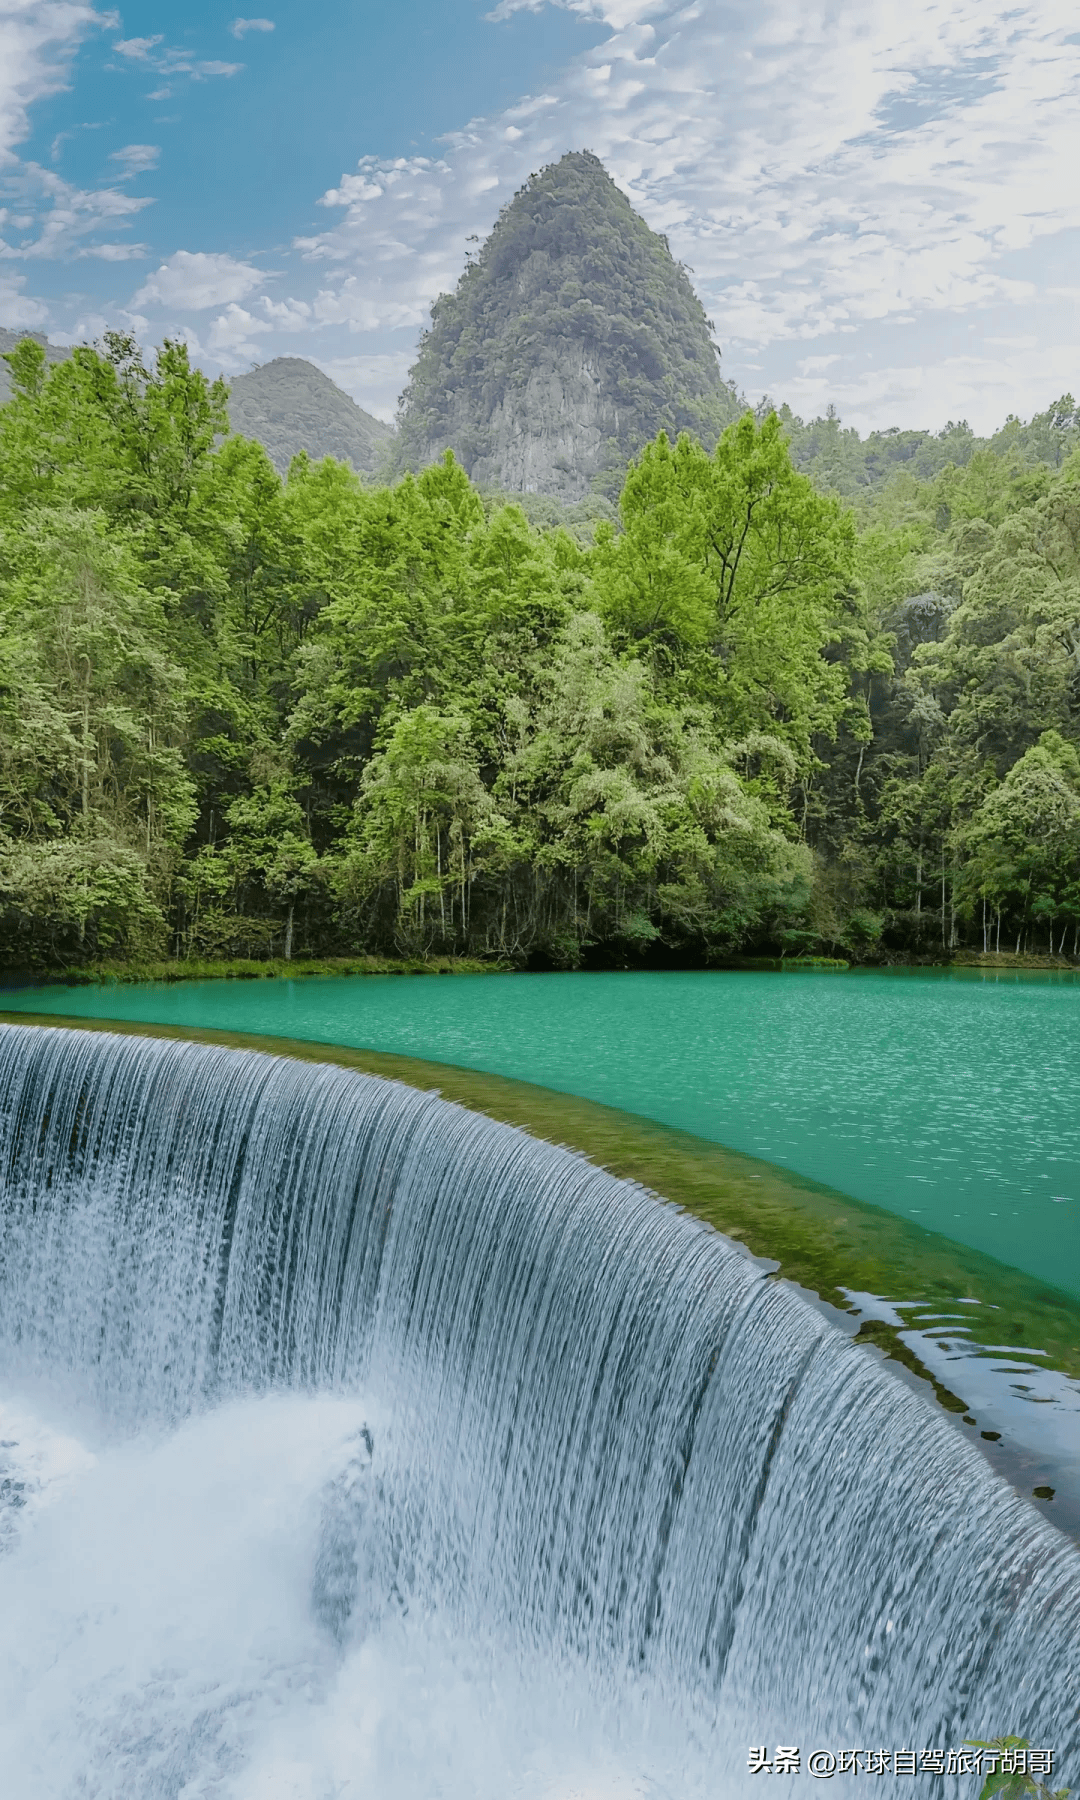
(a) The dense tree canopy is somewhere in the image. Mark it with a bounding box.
[1,331,1077,969]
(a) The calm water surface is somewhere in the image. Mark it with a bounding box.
[5,967,1079,1296]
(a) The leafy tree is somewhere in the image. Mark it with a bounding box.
[338,706,515,953]
[0,509,195,962]
[594,418,859,775]
[966,1738,1069,1800]
[181,784,321,960]
[959,734,1080,954]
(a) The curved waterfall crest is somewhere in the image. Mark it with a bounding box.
[0,1021,1077,1785]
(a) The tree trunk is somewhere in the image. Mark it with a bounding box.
[284,903,294,963]
[81,689,91,821]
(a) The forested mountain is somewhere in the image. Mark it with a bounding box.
[0,336,392,479]
[0,327,1077,973]
[226,357,393,476]
[780,397,1080,499]
[394,151,741,498]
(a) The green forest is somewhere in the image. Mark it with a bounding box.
[1,331,1078,973]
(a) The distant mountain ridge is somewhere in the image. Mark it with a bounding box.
[0,335,392,478]
[394,150,740,498]
[225,357,393,475]
[0,329,71,403]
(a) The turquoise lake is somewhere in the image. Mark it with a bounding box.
[4,967,1079,1297]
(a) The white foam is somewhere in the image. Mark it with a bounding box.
[0,1391,690,1799]
[0,1396,96,1553]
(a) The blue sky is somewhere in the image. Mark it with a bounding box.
[2,0,1078,433]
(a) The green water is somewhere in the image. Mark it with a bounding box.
[4,967,1079,1297]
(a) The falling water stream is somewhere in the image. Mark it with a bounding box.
[0,1024,1076,1798]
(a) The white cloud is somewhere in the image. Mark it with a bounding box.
[796,354,842,376]
[258,295,312,329]
[291,0,1080,429]
[486,0,654,20]
[78,239,147,260]
[207,301,272,355]
[56,302,146,345]
[112,35,162,60]
[107,36,242,84]
[0,271,47,328]
[486,0,553,16]
[107,143,159,176]
[782,340,1080,437]
[0,3,113,161]
[0,163,152,260]
[294,154,501,335]
[26,0,1072,432]
[133,249,264,310]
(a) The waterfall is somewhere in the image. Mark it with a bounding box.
[0,1021,1076,1798]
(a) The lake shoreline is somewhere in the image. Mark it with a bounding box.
[3,947,1079,989]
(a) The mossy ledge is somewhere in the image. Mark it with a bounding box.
[3,1011,1079,1408]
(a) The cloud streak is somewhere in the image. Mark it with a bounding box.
[107,142,159,176]
[110,35,243,82]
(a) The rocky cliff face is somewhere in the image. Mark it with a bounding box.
[395,151,739,498]
[226,357,393,475]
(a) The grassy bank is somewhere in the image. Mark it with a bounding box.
[4,1009,1079,1414]
[15,953,510,987]
[951,951,1080,972]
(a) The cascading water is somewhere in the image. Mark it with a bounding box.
[0,1022,1076,1798]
